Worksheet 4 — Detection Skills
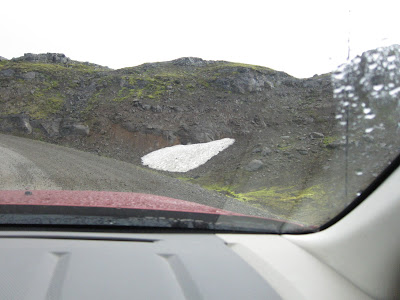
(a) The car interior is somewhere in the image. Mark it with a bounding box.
[0,156,398,300]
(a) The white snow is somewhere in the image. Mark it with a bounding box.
[141,138,235,172]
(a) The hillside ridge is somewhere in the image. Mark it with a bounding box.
[1,46,398,225]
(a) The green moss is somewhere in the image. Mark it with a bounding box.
[117,75,169,100]
[176,176,192,182]
[224,62,271,71]
[27,95,64,119]
[116,60,275,97]
[136,89,144,98]
[200,183,330,225]
[44,80,60,88]
[236,185,325,203]
[200,80,210,88]
[323,136,339,145]
[277,144,292,151]
[154,72,184,79]
[67,63,100,72]
[0,78,67,119]
[83,88,106,114]
[1,61,104,119]
[202,184,239,198]
[202,62,273,74]
[0,61,101,76]
[0,61,62,73]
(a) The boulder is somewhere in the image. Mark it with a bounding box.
[310,132,324,139]
[21,72,36,80]
[40,119,62,137]
[326,141,345,149]
[141,104,152,111]
[152,105,163,113]
[213,71,273,94]
[0,114,32,134]
[261,147,272,156]
[20,116,33,134]
[172,57,209,67]
[252,146,262,153]
[245,159,264,171]
[296,149,309,155]
[0,69,15,77]
[61,123,90,136]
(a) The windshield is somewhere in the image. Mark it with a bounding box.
[0,1,399,233]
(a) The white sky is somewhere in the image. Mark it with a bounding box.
[1,0,399,78]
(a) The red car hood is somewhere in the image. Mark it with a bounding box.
[0,190,248,217]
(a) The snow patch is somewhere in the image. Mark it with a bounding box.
[141,138,235,172]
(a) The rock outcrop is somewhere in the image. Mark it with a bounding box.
[12,53,70,64]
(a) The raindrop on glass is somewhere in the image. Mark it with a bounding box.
[389,87,400,96]
[345,85,353,91]
[363,108,372,114]
[364,114,376,120]
[372,53,380,60]
[334,87,344,94]
[365,128,374,133]
[333,72,346,80]
[368,63,378,70]
[373,84,384,91]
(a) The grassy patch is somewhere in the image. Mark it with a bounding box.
[200,183,331,225]
[115,75,170,101]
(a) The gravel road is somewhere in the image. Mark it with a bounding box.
[0,134,274,218]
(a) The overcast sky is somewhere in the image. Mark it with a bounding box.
[1,0,398,78]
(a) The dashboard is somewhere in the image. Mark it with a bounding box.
[0,162,399,300]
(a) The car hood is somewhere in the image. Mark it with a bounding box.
[0,190,247,216]
[0,190,313,233]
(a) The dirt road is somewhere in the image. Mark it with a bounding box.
[0,134,272,217]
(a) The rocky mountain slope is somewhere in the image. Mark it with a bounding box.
[1,49,399,225]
